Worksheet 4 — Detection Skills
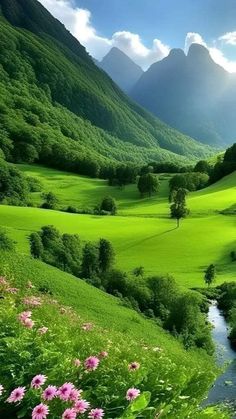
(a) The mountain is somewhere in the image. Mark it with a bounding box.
[99,47,143,93]
[131,43,236,146]
[0,0,212,179]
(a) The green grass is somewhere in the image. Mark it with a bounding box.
[1,165,235,287]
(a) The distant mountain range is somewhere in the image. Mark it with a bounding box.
[0,0,212,178]
[99,47,143,93]
[101,44,236,147]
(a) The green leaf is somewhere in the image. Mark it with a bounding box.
[130,391,151,413]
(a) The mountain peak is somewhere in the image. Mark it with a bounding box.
[168,48,186,59]
[187,43,210,59]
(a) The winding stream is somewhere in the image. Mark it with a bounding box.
[205,302,236,406]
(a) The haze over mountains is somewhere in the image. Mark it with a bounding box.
[101,44,236,147]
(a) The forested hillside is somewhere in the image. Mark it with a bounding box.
[0,0,212,179]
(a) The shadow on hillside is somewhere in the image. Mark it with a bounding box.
[121,226,178,252]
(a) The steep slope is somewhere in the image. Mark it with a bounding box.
[99,47,143,92]
[131,43,236,146]
[0,0,212,179]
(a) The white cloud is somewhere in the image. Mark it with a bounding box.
[38,0,169,69]
[219,31,236,45]
[185,32,236,73]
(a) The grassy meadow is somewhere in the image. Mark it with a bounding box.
[0,164,235,287]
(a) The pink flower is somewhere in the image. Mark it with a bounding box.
[42,385,57,401]
[31,375,47,389]
[6,287,19,294]
[0,384,4,395]
[128,362,140,371]
[23,318,35,329]
[38,327,48,335]
[19,311,32,322]
[74,359,81,367]
[88,408,105,419]
[62,408,77,419]
[69,388,82,402]
[32,403,49,419]
[126,388,140,401]
[74,399,90,414]
[23,296,42,307]
[84,356,100,371]
[81,322,93,331]
[7,387,26,403]
[98,351,108,359]
[57,383,74,401]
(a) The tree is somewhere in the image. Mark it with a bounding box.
[133,266,145,278]
[204,264,216,287]
[41,192,58,210]
[30,232,43,259]
[194,160,211,174]
[100,196,117,215]
[137,173,159,197]
[98,238,114,273]
[170,188,189,227]
[81,242,99,279]
[0,229,15,251]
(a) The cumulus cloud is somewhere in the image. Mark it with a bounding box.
[185,32,236,73]
[38,0,169,69]
[219,31,236,45]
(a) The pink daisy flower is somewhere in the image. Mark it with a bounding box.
[57,383,74,401]
[31,375,47,389]
[69,388,82,402]
[128,362,140,371]
[7,387,26,403]
[42,385,57,401]
[6,287,19,294]
[74,359,81,367]
[23,296,42,307]
[0,384,4,395]
[84,356,100,371]
[74,399,90,414]
[98,351,108,359]
[126,388,140,401]
[38,327,48,335]
[81,322,93,331]
[88,408,105,419]
[32,403,49,419]
[18,311,32,322]
[62,408,77,419]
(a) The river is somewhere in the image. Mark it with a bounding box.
[205,302,236,408]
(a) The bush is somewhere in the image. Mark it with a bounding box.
[100,196,117,215]
[0,229,15,251]
[41,192,58,210]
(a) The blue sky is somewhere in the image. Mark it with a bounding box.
[39,0,236,71]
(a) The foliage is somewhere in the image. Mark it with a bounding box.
[0,228,15,251]
[137,173,159,197]
[204,264,216,287]
[99,196,117,215]
[41,192,59,210]
[170,188,189,227]
[169,172,209,193]
[0,159,29,205]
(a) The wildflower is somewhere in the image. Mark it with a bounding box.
[74,399,90,414]
[23,318,35,329]
[84,356,100,371]
[81,322,93,331]
[74,359,81,367]
[23,296,42,307]
[0,384,4,395]
[42,385,57,401]
[128,362,140,371]
[126,388,140,401]
[32,403,49,419]
[38,327,48,335]
[62,408,77,419]
[98,351,108,359]
[31,375,47,389]
[18,311,32,322]
[69,388,82,402]
[88,408,105,419]
[57,383,74,401]
[7,387,26,403]
[6,287,19,294]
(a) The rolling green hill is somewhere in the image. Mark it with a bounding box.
[0,0,213,180]
[1,165,235,287]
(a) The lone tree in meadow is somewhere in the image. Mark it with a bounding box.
[204,264,216,287]
[170,188,189,228]
[98,238,115,273]
[100,196,117,215]
[137,173,159,197]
